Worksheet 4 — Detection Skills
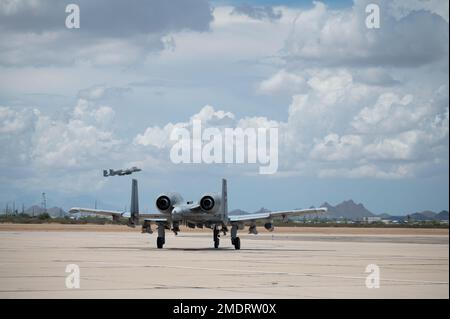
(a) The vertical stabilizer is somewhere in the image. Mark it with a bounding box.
[130,179,139,225]
[221,178,228,220]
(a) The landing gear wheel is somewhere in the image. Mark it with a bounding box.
[213,227,220,249]
[157,237,165,249]
[233,237,240,250]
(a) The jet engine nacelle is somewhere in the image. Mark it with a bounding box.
[264,222,274,232]
[156,192,183,213]
[199,193,221,214]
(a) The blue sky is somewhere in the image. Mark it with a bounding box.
[0,0,448,215]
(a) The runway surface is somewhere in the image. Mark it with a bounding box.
[0,225,448,298]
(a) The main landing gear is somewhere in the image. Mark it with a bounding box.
[231,224,240,250]
[154,223,241,250]
[157,223,165,249]
[213,226,220,249]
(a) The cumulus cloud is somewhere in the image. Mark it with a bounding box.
[0,97,129,193]
[77,85,131,101]
[132,69,448,179]
[0,0,213,66]
[0,0,448,196]
[258,68,447,178]
[247,1,449,179]
[31,111,121,169]
[353,68,400,87]
[0,106,38,167]
[352,93,420,133]
[310,134,363,161]
[318,164,414,179]
[258,69,307,95]
[134,105,244,149]
[0,0,212,35]
[282,0,449,67]
[231,5,282,21]
[388,0,449,22]
[0,106,35,134]
[133,123,179,149]
[190,105,235,126]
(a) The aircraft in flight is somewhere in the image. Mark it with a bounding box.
[70,179,326,249]
[103,166,141,177]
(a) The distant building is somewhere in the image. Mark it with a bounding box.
[364,216,381,223]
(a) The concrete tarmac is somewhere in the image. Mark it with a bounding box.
[0,225,448,298]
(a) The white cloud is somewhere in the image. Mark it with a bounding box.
[0,1,448,191]
[77,85,131,101]
[0,0,40,16]
[319,164,414,179]
[134,105,239,149]
[134,104,280,169]
[72,99,115,127]
[231,5,282,21]
[388,0,449,23]
[351,93,425,134]
[131,73,448,180]
[93,106,115,127]
[0,98,124,195]
[0,0,214,67]
[353,68,400,87]
[190,105,235,125]
[258,69,307,95]
[282,0,448,67]
[363,131,421,161]
[31,100,121,169]
[0,106,34,134]
[31,117,116,168]
[133,123,178,149]
[310,134,363,161]
[155,6,293,65]
[275,70,446,178]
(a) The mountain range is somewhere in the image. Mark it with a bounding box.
[3,200,449,221]
[320,200,374,219]
[230,200,449,221]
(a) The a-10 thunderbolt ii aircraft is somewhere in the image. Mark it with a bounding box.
[70,179,326,249]
[103,166,141,177]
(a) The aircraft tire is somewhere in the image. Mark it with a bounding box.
[234,237,240,250]
[214,238,220,249]
[157,237,164,249]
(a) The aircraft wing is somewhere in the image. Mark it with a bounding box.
[228,207,327,222]
[69,207,168,220]
[69,207,125,217]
